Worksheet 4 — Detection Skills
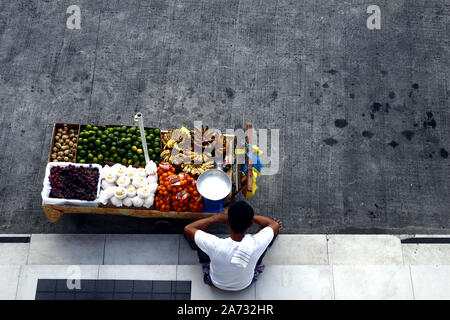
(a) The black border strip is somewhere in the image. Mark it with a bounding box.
[401,237,450,244]
[0,236,30,243]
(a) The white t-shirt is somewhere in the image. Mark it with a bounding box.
[194,227,274,291]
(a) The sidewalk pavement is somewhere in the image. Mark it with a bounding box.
[1,234,450,300]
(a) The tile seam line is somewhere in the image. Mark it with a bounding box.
[408,265,416,300]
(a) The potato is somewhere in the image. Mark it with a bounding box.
[57,156,62,161]
[58,139,64,144]
[64,150,70,155]
[57,128,62,133]
[72,137,77,143]
[58,151,64,156]
[64,157,69,162]
[53,147,58,152]
[62,135,68,140]
[51,153,57,159]
[55,143,62,149]
[69,141,74,147]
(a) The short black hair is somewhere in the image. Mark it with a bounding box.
[228,201,254,233]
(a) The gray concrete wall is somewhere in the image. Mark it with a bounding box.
[0,0,449,233]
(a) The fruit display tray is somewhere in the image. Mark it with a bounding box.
[42,123,235,223]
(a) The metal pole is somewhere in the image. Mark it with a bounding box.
[134,113,150,164]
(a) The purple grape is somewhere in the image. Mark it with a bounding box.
[49,165,99,201]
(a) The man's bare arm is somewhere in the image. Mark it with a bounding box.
[253,215,281,236]
[183,213,228,247]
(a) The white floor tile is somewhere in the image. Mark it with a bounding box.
[98,265,177,280]
[0,243,29,265]
[333,265,413,300]
[328,235,403,265]
[0,266,21,299]
[402,244,450,265]
[263,235,328,265]
[16,265,99,300]
[177,265,256,300]
[255,265,334,300]
[104,235,179,265]
[28,234,105,265]
[410,266,450,300]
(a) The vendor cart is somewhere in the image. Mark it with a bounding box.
[42,123,253,223]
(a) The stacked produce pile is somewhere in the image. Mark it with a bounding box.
[48,164,99,201]
[50,126,78,162]
[160,126,225,176]
[98,161,158,208]
[76,125,161,167]
[155,162,204,212]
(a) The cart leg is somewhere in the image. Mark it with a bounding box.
[43,207,63,223]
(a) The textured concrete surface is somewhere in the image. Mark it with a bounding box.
[0,1,449,234]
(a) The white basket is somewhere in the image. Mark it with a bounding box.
[41,162,102,207]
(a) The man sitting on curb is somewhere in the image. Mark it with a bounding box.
[183,201,282,291]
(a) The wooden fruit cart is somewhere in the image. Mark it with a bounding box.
[42,123,242,223]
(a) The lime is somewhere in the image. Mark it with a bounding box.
[127,133,133,138]
[151,154,157,160]
[88,143,94,150]
[131,146,137,152]
[88,153,94,159]
[92,149,98,155]
[92,157,98,163]
[79,150,87,158]
[117,140,124,147]
[110,146,117,153]
[98,154,104,161]
[79,159,86,164]
[133,141,139,147]
[104,151,110,157]
[106,138,112,146]
[127,159,133,165]
[154,129,160,134]
[111,141,117,146]
[113,131,119,136]
[137,137,142,142]
[101,134,107,140]
[100,144,107,151]
[88,136,95,142]
[82,138,88,144]
[137,148,143,155]
[138,154,145,162]
[153,141,159,148]
[120,133,126,138]
[86,125,92,130]
[132,155,139,163]
[118,148,126,155]
[154,147,160,154]
[134,161,140,166]
[148,133,155,140]
[122,158,128,165]
[127,152,134,159]
[94,139,101,146]
[154,137,161,143]
[121,126,127,132]
[77,145,83,151]
[115,156,121,163]
[129,127,137,134]
[93,126,99,131]
[108,133,114,139]
[131,135,137,141]
[97,130,103,136]
[89,130,96,136]
[148,148,154,155]
[141,161,146,166]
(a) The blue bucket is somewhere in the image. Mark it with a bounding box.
[203,198,224,213]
